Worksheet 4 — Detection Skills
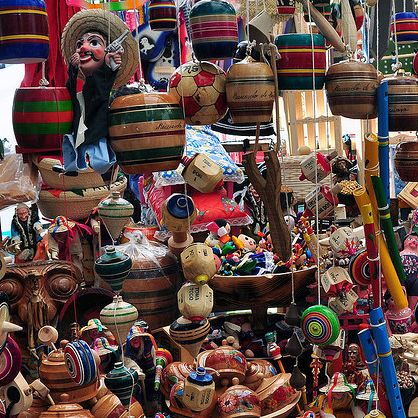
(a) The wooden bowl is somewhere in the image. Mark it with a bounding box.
[209,267,316,311]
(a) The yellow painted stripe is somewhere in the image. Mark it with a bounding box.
[279,48,326,52]
[0,9,47,15]
[0,35,49,41]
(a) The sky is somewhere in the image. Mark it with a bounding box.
[0,64,25,237]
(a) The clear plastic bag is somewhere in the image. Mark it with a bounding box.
[0,154,39,210]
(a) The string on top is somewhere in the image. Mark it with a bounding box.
[306,0,322,305]
[391,0,401,72]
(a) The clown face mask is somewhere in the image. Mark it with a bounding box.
[75,32,107,76]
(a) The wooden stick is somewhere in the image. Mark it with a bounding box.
[243,151,292,261]
[297,0,347,53]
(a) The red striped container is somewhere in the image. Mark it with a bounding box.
[0,0,49,64]
[149,0,177,31]
[109,92,185,175]
[275,34,326,90]
[390,12,418,44]
[190,0,238,61]
[277,0,296,16]
[12,87,73,150]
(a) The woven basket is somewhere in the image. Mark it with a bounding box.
[280,156,331,203]
[33,155,119,190]
[38,175,127,221]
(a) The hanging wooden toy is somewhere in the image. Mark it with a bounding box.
[301,305,341,346]
[104,361,139,408]
[177,282,214,321]
[391,12,418,44]
[0,0,49,63]
[97,191,134,243]
[180,243,217,285]
[299,151,337,183]
[275,34,327,90]
[182,154,224,193]
[169,316,210,358]
[100,295,138,342]
[109,92,186,174]
[386,71,418,132]
[13,86,73,152]
[189,0,238,61]
[162,193,197,255]
[169,60,227,125]
[226,48,275,124]
[94,246,132,294]
[325,57,379,119]
[148,0,177,31]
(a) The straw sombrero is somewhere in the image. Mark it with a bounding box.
[48,216,76,235]
[61,9,139,88]
[93,337,118,356]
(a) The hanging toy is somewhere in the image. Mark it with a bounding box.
[189,0,238,61]
[148,0,177,31]
[169,60,228,125]
[182,154,224,194]
[94,246,132,294]
[180,243,217,285]
[390,12,418,44]
[104,361,139,408]
[299,151,337,183]
[0,0,49,64]
[301,305,340,346]
[97,191,134,243]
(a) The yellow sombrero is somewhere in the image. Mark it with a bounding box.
[61,9,139,88]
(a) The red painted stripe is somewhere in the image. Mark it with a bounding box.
[0,13,48,36]
[15,88,71,102]
[191,22,237,30]
[13,111,73,124]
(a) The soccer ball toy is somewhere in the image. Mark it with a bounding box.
[169,61,228,125]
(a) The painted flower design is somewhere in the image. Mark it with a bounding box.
[273,386,289,403]
[220,393,238,412]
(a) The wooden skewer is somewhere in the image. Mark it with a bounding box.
[297,0,347,53]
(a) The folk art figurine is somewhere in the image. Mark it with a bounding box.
[9,203,45,263]
[47,216,92,274]
[57,9,138,174]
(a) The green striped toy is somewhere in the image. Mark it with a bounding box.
[109,92,185,175]
[13,87,73,150]
[100,295,138,341]
[98,191,134,242]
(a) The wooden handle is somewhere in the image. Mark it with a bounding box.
[298,0,346,53]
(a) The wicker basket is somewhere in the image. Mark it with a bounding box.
[33,155,119,190]
[38,175,127,221]
[280,156,331,203]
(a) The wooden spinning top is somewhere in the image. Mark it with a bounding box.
[162,194,197,255]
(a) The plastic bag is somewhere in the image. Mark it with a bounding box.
[0,154,39,210]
